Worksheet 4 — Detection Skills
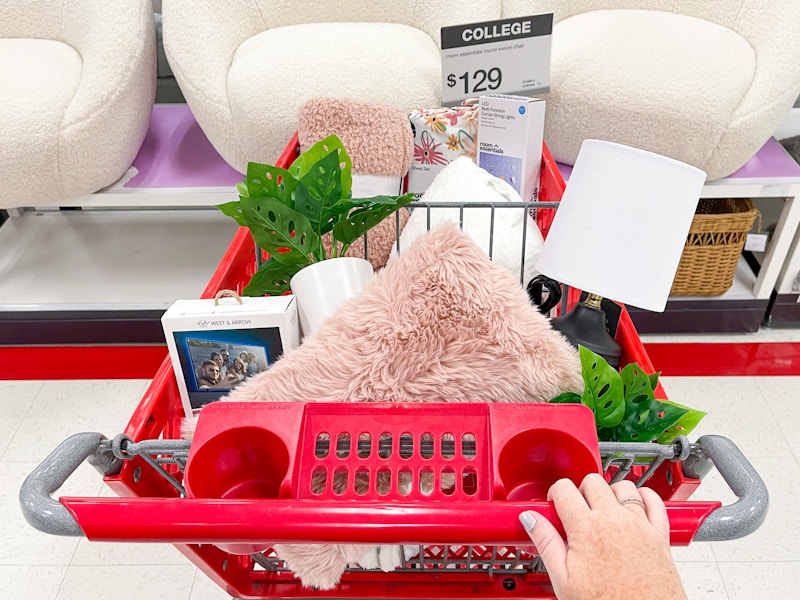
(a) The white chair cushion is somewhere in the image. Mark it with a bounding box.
[0,0,155,208]
[545,10,756,179]
[0,39,82,201]
[226,22,441,169]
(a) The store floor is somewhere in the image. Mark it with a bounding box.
[1,373,798,599]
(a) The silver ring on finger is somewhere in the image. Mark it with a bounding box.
[619,497,645,508]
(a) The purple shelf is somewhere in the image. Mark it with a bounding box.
[124,106,800,189]
[126,105,243,188]
[557,137,800,184]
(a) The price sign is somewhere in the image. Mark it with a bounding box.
[440,14,553,105]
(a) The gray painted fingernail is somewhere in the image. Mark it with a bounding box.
[519,511,537,531]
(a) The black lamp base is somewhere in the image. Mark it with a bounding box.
[551,301,622,369]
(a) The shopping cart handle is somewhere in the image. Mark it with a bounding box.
[19,432,107,537]
[691,435,768,542]
[20,432,767,545]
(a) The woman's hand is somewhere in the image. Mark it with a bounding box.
[520,473,687,600]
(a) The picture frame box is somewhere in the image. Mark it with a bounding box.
[162,295,300,417]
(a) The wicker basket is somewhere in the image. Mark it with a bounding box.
[669,198,761,296]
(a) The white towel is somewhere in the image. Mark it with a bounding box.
[392,157,543,284]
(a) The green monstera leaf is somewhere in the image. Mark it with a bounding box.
[613,398,687,443]
[294,150,352,235]
[580,347,625,429]
[241,197,318,264]
[217,135,418,295]
[648,372,661,391]
[332,194,415,254]
[550,391,582,404]
[289,135,352,199]
[549,346,704,443]
[657,401,707,444]
[242,258,303,297]
[245,162,299,205]
[216,200,246,227]
[621,363,655,406]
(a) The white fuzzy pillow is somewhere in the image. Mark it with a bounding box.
[392,157,544,283]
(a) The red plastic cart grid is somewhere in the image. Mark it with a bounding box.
[19,138,768,600]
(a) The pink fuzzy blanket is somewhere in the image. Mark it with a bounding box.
[184,223,582,589]
[298,96,413,270]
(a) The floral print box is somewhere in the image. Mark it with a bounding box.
[407,103,477,194]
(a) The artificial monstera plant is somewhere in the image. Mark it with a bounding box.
[551,346,706,444]
[217,135,414,296]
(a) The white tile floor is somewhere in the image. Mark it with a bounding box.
[1,374,798,599]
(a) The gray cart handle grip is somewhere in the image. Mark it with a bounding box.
[19,432,107,537]
[20,432,768,542]
[690,434,768,541]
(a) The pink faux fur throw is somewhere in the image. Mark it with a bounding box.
[184,224,582,589]
[297,97,413,270]
[298,97,414,177]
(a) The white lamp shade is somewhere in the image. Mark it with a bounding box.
[535,140,706,312]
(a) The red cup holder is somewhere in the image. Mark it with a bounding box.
[185,426,290,499]
[184,426,290,554]
[498,429,600,500]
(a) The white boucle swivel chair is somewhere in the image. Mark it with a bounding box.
[503,0,800,180]
[0,0,155,209]
[162,1,501,172]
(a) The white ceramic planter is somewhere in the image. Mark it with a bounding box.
[289,257,374,337]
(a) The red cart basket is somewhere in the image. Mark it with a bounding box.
[20,138,768,599]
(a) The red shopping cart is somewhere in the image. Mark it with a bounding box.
[20,138,768,599]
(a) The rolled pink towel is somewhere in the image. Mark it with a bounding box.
[297,97,413,270]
